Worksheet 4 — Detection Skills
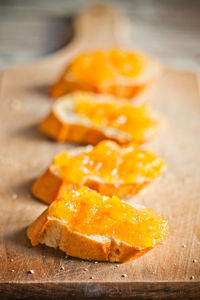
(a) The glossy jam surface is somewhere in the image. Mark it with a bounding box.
[67,49,148,88]
[74,93,158,143]
[53,140,166,184]
[49,187,168,248]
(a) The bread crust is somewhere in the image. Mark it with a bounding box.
[32,166,150,204]
[85,178,148,200]
[50,53,162,99]
[27,207,152,262]
[40,93,164,145]
[51,76,154,99]
[40,109,132,145]
[32,167,63,204]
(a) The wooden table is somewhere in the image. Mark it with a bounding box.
[0,2,200,300]
[0,0,200,73]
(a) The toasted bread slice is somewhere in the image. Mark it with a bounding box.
[27,187,168,262]
[32,140,166,204]
[41,92,163,145]
[51,48,162,99]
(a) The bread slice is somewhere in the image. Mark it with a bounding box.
[32,140,166,204]
[40,92,163,145]
[27,187,168,262]
[51,48,162,99]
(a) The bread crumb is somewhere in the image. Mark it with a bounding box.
[121,274,127,278]
[12,194,17,199]
[60,266,65,271]
[192,259,197,263]
[28,270,34,274]
[90,276,94,279]
[10,258,14,262]
[190,276,195,280]
[84,268,89,272]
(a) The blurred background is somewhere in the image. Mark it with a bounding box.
[0,0,200,72]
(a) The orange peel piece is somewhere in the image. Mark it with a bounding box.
[32,140,166,204]
[27,187,168,262]
[41,92,164,145]
[51,48,162,99]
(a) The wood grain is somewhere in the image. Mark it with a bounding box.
[0,4,200,299]
[0,0,200,73]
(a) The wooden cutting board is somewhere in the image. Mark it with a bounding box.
[0,4,200,299]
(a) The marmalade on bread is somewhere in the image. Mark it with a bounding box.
[51,48,161,98]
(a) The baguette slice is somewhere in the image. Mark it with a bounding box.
[27,187,168,262]
[41,92,163,145]
[32,140,166,204]
[51,48,162,99]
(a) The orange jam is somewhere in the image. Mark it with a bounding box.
[49,187,168,248]
[74,93,158,143]
[53,140,166,185]
[67,49,148,88]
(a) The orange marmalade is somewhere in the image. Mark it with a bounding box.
[49,187,168,248]
[53,140,166,184]
[67,49,148,89]
[73,93,159,143]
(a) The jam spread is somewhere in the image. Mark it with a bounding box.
[49,187,168,248]
[53,140,166,185]
[74,93,158,143]
[67,49,148,89]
